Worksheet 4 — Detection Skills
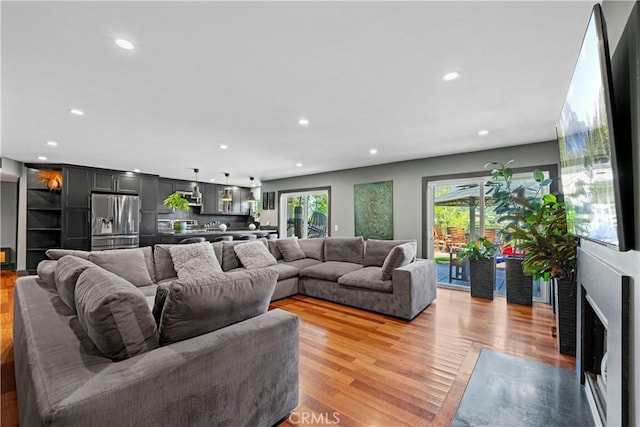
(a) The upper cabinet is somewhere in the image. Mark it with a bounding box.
[200,183,219,214]
[92,171,139,194]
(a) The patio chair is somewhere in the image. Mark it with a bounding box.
[433,226,449,252]
[447,227,468,249]
[307,211,328,238]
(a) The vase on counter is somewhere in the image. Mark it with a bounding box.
[218,223,227,231]
[173,220,187,232]
[248,223,256,230]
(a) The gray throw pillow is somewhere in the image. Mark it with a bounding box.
[324,236,365,264]
[37,260,57,290]
[46,248,90,260]
[154,244,178,282]
[158,268,278,345]
[277,238,306,262]
[54,255,96,312]
[220,241,252,271]
[268,240,283,260]
[89,248,154,287]
[168,242,222,283]
[364,239,414,267]
[234,240,278,270]
[381,242,417,280]
[75,266,159,361]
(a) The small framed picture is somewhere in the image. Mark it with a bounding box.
[268,192,275,210]
[263,193,269,210]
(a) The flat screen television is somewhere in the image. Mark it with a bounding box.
[556,4,634,251]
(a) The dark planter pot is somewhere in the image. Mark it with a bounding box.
[469,258,495,300]
[505,257,533,306]
[555,278,577,356]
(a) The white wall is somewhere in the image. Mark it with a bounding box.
[262,140,560,256]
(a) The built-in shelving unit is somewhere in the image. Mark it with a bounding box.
[26,167,63,272]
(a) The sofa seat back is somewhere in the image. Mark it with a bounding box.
[299,261,362,282]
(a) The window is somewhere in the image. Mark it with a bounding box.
[278,187,330,239]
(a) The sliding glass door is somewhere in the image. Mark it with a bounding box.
[279,188,330,239]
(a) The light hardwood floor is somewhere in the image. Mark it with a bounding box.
[1,272,574,427]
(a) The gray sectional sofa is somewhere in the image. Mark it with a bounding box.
[14,236,435,426]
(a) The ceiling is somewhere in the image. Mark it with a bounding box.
[2,1,595,187]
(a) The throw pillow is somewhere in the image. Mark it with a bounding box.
[154,244,178,281]
[364,239,414,267]
[75,266,159,361]
[381,242,417,280]
[89,248,154,287]
[268,240,284,260]
[234,240,278,270]
[169,242,222,283]
[277,238,306,262]
[158,268,278,345]
[54,255,96,312]
[37,260,57,290]
[46,248,90,260]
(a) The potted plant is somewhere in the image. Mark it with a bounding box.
[459,237,497,300]
[162,192,190,231]
[485,161,549,306]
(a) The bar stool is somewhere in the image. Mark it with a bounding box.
[179,237,206,244]
[212,236,233,242]
[234,234,257,241]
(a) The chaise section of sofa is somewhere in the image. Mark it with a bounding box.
[14,271,299,426]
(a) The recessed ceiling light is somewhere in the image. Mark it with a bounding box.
[369,148,378,155]
[210,178,216,182]
[37,156,47,161]
[133,169,141,173]
[478,129,489,136]
[46,141,58,146]
[115,38,135,50]
[219,144,228,150]
[296,163,303,167]
[442,71,460,81]
[298,118,310,126]
[68,108,84,116]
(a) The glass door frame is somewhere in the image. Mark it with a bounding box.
[278,186,331,239]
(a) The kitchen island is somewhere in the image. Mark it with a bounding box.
[156,229,277,244]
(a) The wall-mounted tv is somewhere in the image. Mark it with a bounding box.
[556,4,634,251]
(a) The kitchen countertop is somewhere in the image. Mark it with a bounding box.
[157,229,277,237]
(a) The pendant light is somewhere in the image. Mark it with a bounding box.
[222,173,233,201]
[247,176,256,202]
[192,168,201,201]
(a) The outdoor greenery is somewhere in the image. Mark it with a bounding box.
[458,237,497,261]
[484,161,578,282]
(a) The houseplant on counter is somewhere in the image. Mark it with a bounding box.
[163,192,190,231]
[459,237,497,300]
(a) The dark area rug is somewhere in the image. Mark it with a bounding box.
[452,349,594,427]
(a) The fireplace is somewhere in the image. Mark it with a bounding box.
[577,249,630,427]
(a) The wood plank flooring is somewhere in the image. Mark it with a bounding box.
[0,272,574,426]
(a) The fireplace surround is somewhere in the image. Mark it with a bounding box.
[576,248,630,426]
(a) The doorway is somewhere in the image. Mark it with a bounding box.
[278,187,330,239]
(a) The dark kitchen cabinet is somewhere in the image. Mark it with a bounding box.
[200,183,220,214]
[62,167,91,251]
[92,171,139,194]
[233,187,250,215]
[173,181,194,193]
[139,176,158,247]
[158,179,174,213]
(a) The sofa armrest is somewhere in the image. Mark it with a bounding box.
[391,259,437,319]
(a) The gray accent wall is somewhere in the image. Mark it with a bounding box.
[262,140,561,257]
[1,181,18,252]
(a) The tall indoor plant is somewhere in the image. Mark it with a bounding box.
[163,192,190,231]
[459,237,497,300]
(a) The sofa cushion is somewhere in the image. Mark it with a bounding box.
[89,248,154,287]
[46,248,90,260]
[277,239,306,262]
[268,240,284,261]
[338,267,393,293]
[381,242,417,280]
[75,266,159,361]
[54,255,96,312]
[158,268,278,345]
[280,258,322,271]
[324,237,364,264]
[364,239,414,267]
[298,238,325,261]
[212,241,223,265]
[221,241,252,272]
[234,240,278,270]
[154,244,178,282]
[37,260,57,290]
[270,263,300,281]
[169,242,222,283]
[300,261,363,282]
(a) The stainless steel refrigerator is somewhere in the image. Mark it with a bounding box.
[91,194,140,251]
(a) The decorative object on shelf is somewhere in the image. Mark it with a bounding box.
[191,168,201,203]
[222,173,232,202]
[162,192,190,231]
[218,223,228,231]
[354,180,393,240]
[38,169,63,190]
[248,223,256,231]
[459,237,497,300]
